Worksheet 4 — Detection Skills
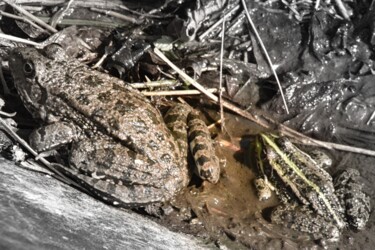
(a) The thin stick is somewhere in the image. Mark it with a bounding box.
[366,111,375,125]
[92,53,108,69]
[130,80,178,89]
[90,7,141,24]
[0,10,46,32]
[4,0,58,33]
[0,33,41,47]
[219,15,226,132]
[154,48,220,102]
[241,0,290,114]
[198,5,240,41]
[300,138,375,156]
[36,16,122,28]
[4,0,121,10]
[142,88,220,96]
[153,48,375,157]
[334,0,350,20]
[314,0,321,9]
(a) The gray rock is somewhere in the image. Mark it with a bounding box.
[0,158,211,250]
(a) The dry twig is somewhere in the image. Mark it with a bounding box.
[131,80,178,89]
[90,7,141,24]
[0,33,41,47]
[4,0,58,33]
[142,88,220,97]
[0,10,47,32]
[198,5,240,41]
[219,15,226,132]
[241,0,290,114]
[153,48,375,157]
[334,0,351,20]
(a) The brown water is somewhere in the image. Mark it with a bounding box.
[156,111,375,249]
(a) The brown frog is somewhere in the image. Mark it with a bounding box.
[9,44,220,206]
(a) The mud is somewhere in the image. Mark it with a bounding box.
[152,111,375,249]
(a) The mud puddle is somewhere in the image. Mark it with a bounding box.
[149,112,375,249]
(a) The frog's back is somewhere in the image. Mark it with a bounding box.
[10,46,180,162]
[53,62,179,159]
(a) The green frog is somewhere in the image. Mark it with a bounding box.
[254,134,371,241]
[9,44,220,206]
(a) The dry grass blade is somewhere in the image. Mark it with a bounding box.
[0,33,41,47]
[198,5,240,41]
[154,48,220,102]
[90,7,141,24]
[315,0,321,9]
[131,80,178,89]
[0,10,47,32]
[240,0,290,114]
[142,88,220,96]
[37,16,122,28]
[334,0,351,20]
[219,14,226,132]
[3,0,58,33]
[153,48,375,157]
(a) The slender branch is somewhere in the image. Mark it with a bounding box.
[130,80,178,89]
[4,0,58,33]
[90,7,141,24]
[241,0,290,114]
[0,10,47,32]
[0,33,41,47]
[334,0,351,20]
[153,48,375,157]
[198,5,240,41]
[142,88,220,96]
[219,15,226,132]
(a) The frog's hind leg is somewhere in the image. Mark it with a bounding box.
[68,138,186,206]
[59,166,181,206]
[29,122,80,152]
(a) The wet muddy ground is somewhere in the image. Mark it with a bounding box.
[149,112,375,249]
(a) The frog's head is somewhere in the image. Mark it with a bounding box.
[9,44,67,121]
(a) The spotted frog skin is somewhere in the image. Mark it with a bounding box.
[255,134,371,241]
[9,45,220,206]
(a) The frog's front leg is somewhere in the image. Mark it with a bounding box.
[69,137,187,205]
[29,122,80,152]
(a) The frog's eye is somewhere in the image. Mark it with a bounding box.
[23,60,35,77]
